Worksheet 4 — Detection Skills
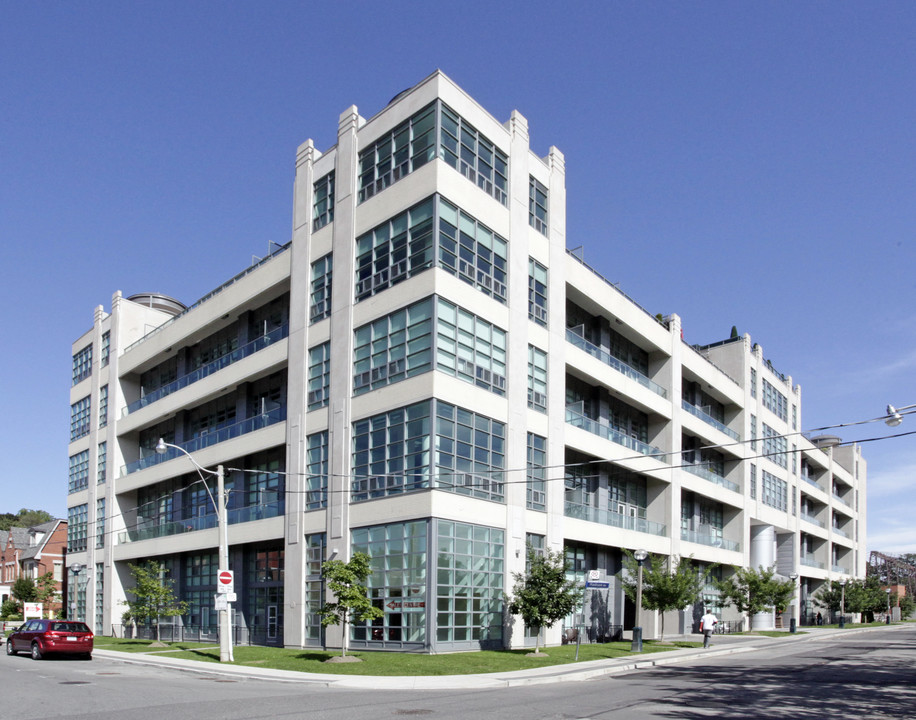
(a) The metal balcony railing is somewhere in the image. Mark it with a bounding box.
[118,500,284,544]
[681,401,740,441]
[565,501,667,536]
[681,529,740,552]
[565,329,667,398]
[565,409,665,460]
[683,463,740,493]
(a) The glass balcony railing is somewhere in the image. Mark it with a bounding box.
[123,325,289,417]
[832,526,849,538]
[683,463,740,493]
[121,407,287,476]
[681,529,739,552]
[802,475,826,492]
[832,493,850,507]
[565,501,667,536]
[800,553,825,569]
[565,409,666,460]
[832,564,848,575]
[800,512,825,528]
[117,500,284,544]
[681,401,740,441]
[565,329,667,398]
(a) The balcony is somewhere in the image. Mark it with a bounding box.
[801,475,825,492]
[681,529,739,552]
[800,553,825,569]
[117,499,284,544]
[681,401,740,441]
[565,501,666,537]
[832,564,848,575]
[565,409,666,460]
[683,463,740,493]
[832,492,851,508]
[800,512,825,528]
[123,325,289,417]
[121,407,287,476]
[832,526,849,539]
[565,329,667,398]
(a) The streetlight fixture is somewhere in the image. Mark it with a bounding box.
[155,438,233,662]
[631,548,648,652]
[838,578,847,629]
[885,403,916,427]
[886,587,892,624]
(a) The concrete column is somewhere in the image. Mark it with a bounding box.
[750,524,777,630]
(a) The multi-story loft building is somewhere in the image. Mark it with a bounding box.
[67,70,866,650]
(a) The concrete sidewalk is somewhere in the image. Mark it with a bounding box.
[91,625,899,690]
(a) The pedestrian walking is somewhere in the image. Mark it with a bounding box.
[700,608,718,648]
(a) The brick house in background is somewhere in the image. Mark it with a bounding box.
[0,520,67,616]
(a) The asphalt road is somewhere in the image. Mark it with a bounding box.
[2,626,914,719]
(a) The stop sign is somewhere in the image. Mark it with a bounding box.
[217,570,233,593]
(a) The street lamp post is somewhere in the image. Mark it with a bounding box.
[789,573,798,633]
[886,587,892,624]
[885,403,916,427]
[631,549,648,652]
[155,438,233,662]
[838,578,847,629]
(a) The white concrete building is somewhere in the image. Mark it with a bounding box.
[67,71,866,650]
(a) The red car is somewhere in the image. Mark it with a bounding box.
[6,620,93,660]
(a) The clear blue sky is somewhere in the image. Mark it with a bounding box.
[3,2,914,553]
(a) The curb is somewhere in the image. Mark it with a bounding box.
[91,624,908,690]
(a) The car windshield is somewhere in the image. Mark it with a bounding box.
[51,622,90,632]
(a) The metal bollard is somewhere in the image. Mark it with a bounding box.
[790,618,796,633]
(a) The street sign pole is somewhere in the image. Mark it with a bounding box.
[217,464,233,662]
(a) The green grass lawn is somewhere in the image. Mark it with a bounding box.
[92,637,702,676]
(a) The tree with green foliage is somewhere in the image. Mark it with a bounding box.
[11,577,37,603]
[122,561,188,644]
[34,572,58,606]
[318,552,383,658]
[813,579,845,614]
[0,509,54,531]
[620,552,708,641]
[716,566,796,624]
[0,598,22,619]
[507,546,582,654]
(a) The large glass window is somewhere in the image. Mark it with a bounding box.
[70,396,91,441]
[354,298,433,394]
[355,198,435,301]
[527,433,547,512]
[528,258,548,326]
[96,498,105,548]
[100,331,110,368]
[312,171,334,231]
[434,402,505,502]
[762,423,787,468]
[762,379,788,421]
[762,470,788,511]
[68,450,89,493]
[306,432,328,510]
[352,402,432,501]
[435,298,506,395]
[352,521,428,645]
[308,342,330,410]
[439,104,508,205]
[304,534,325,642]
[528,346,548,413]
[437,196,508,303]
[97,442,107,484]
[310,254,332,323]
[72,345,92,385]
[608,467,648,519]
[358,103,437,203]
[68,504,88,552]
[98,384,108,428]
[436,521,504,645]
[529,176,548,235]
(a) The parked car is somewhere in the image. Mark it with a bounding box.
[6,620,93,660]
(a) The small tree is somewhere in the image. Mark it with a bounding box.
[506,547,582,654]
[123,561,188,645]
[11,577,37,604]
[620,552,707,641]
[813,579,845,614]
[318,552,383,658]
[716,566,795,626]
[34,572,58,606]
[0,597,22,619]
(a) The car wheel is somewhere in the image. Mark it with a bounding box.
[30,643,43,660]
[82,653,92,660]
[5,641,15,656]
